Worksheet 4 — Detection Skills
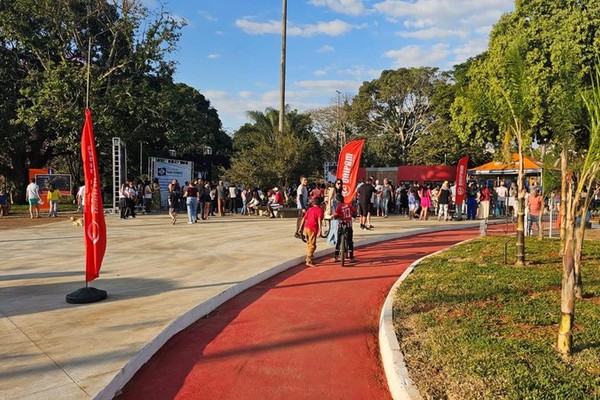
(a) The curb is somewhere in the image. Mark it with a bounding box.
[97,223,482,400]
[378,236,477,400]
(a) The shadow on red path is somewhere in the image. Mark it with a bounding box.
[118,229,478,400]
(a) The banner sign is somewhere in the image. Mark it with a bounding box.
[152,159,193,207]
[81,108,107,282]
[336,139,365,203]
[455,156,469,205]
[35,174,72,193]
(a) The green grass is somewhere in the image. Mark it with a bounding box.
[9,201,78,214]
[394,236,600,399]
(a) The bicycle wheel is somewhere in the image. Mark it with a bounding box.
[340,230,346,267]
[320,218,330,238]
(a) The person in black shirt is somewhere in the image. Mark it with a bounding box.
[437,181,451,221]
[357,177,376,230]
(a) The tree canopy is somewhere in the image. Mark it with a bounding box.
[0,0,230,196]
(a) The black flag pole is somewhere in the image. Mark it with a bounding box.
[66,32,107,304]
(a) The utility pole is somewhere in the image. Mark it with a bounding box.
[336,90,341,160]
[278,0,287,135]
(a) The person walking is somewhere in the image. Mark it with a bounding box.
[326,179,343,245]
[168,179,181,224]
[26,178,41,219]
[466,182,478,220]
[295,176,309,239]
[126,181,137,218]
[228,183,238,214]
[46,184,61,217]
[185,179,200,224]
[479,184,492,220]
[357,177,376,230]
[298,197,324,267]
[418,184,432,221]
[143,181,153,214]
[437,181,451,221]
[216,181,227,216]
[119,183,129,219]
[527,188,543,236]
[381,178,393,218]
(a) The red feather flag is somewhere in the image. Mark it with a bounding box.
[81,108,106,282]
[336,139,365,203]
[455,156,469,205]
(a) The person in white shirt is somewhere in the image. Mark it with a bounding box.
[76,184,85,213]
[26,178,41,219]
[495,181,509,216]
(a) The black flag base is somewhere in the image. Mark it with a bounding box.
[66,287,108,304]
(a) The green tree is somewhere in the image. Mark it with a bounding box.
[225,107,322,189]
[348,67,440,166]
[0,0,229,198]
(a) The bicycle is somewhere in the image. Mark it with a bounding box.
[338,220,351,267]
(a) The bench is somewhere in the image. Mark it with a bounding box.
[273,207,298,218]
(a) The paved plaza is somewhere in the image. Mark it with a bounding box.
[0,214,480,399]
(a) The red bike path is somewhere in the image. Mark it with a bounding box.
[118,228,478,399]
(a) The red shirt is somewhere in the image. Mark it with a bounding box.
[334,203,356,228]
[304,206,324,233]
[527,194,543,216]
[274,191,284,206]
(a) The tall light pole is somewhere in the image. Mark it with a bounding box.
[336,90,341,161]
[278,0,287,135]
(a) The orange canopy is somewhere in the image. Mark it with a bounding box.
[469,154,543,175]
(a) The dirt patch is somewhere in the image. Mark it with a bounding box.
[0,214,79,230]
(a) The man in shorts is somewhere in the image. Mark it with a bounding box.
[357,177,376,230]
[26,178,41,219]
[295,176,309,239]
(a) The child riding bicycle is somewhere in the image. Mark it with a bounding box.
[333,194,356,263]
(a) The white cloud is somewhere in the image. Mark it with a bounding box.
[397,27,469,40]
[318,45,335,53]
[315,70,328,76]
[374,0,512,40]
[207,53,221,59]
[239,91,253,99]
[235,17,358,37]
[450,39,488,65]
[308,0,372,16]
[198,10,217,22]
[383,44,451,68]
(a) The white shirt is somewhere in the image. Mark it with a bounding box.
[77,186,86,205]
[26,183,39,200]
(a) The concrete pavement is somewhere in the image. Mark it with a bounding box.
[0,213,481,399]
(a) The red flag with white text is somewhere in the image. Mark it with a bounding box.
[455,156,469,205]
[336,139,365,203]
[81,108,106,282]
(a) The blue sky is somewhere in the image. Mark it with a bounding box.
[149,0,515,132]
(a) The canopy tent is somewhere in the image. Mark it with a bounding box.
[397,165,456,183]
[469,154,543,176]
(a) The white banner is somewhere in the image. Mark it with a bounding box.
[153,159,193,207]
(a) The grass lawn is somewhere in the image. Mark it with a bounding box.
[394,236,600,399]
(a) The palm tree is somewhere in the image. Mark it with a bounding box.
[488,39,532,266]
[557,67,600,356]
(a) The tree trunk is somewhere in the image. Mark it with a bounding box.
[573,224,585,299]
[515,137,525,266]
[557,221,576,357]
[559,148,568,254]
[538,195,545,241]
